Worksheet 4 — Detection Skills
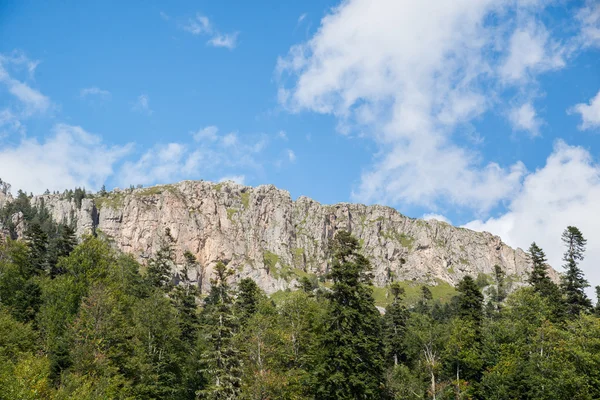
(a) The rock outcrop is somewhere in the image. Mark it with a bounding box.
[16,180,544,294]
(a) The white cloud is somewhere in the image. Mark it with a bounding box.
[298,13,307,24]
[222,132,238,147]
[80,87,111,99]
[193,125,219,142]
[119,127,267,187]
[499,23,564,83]
[465,140,600,291]
[132,94,152,115]
[277,0,571,212]
[159,11,171,21]
[277,130,287,140]
[570,89,600,130]
[0,124,132,194]
[0,53,50,115]
[509,102,542,136]
[182,13,212,35]
[287,149,296,162]
[181,13,239,49]
[423,213,452,224]
[577,1,600,48]
[0,108,24,137]
[219,175,245,185]
[208,32,239,49]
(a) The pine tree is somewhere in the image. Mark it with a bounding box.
[383,282,409,367]
[313,231,384,399]
[457,276,484,325]
[560,226,592,316]
[198,261,242,399]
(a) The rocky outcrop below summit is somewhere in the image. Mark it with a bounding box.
[9,180,545,294]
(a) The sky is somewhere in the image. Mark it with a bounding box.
[1,0,599,291]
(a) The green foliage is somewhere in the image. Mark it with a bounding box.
[560,226,592,316]
[263,250,280,275]
[313,231,385,399]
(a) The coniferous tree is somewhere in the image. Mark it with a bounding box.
[383,282,409,367]
[313,231,384,399]
[457,276,484,325]
[527,242,563,320]
[560,226,592,316]
[145,228,175,291]
[172,251,199,345]
[48,224,77,277]
[198,261,242,400]
[235,277,261,325]
[24,222,48,276]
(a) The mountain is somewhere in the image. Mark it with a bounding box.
[2,180,546,294]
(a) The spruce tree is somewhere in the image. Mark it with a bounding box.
[456,276,484,325]
[560,226,592,316]
[172,251,199,345]
[235,277,261,325]
[146,228,175,290]
[313,231,384,399]
[383,282,409,367]
[24,222,48,276]
[198,261,242,399]
[48,224,77,277]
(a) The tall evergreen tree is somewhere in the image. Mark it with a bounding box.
[560,226,592,316]
[313,231,384,399]
[198,261,242,400]
[48,224,77,277]
[24,222,48,276]
[145,228,175,290]
[235,277,261,325]
[456,276,484,325]
[383,282,409,367]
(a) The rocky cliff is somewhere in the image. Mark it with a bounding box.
[8,180,543,294]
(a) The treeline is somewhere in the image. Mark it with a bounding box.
[0,201,599,399]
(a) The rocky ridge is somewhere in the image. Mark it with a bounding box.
[2,180,546,294]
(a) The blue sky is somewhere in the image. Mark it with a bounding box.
[1,0,600,288]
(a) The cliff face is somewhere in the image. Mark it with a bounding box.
[20,180,542,294]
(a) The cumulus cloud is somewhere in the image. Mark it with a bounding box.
[509,102,542,136]
[119,127,267,187]
[0,124,132,194]
[499,22,564,83]
[193,125,219,142]
[276,0,561,211]
[577,0,600,48]
[423,213,452,224]
[570,89,600,130]
[465,140,600,292]
[276,0,582,212]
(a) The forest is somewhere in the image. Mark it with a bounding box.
[0,191,599,399]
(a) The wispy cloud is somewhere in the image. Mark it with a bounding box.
[80,86,111,99]
[193,125,219,142]
[132,94,153,115]
[287,149,296,162]
[181,13,239,49]
[208,32,239,49]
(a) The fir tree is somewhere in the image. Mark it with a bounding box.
[560,226,592,316]
[235,277,261,325]
[383,282,409,367]
[457,276,484,325]
[172,251,199,345]
[145,228,175,290]
[313,231,384,399]
[48,224,77,277]
[198,261,242,400]
[24,222,48,276]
